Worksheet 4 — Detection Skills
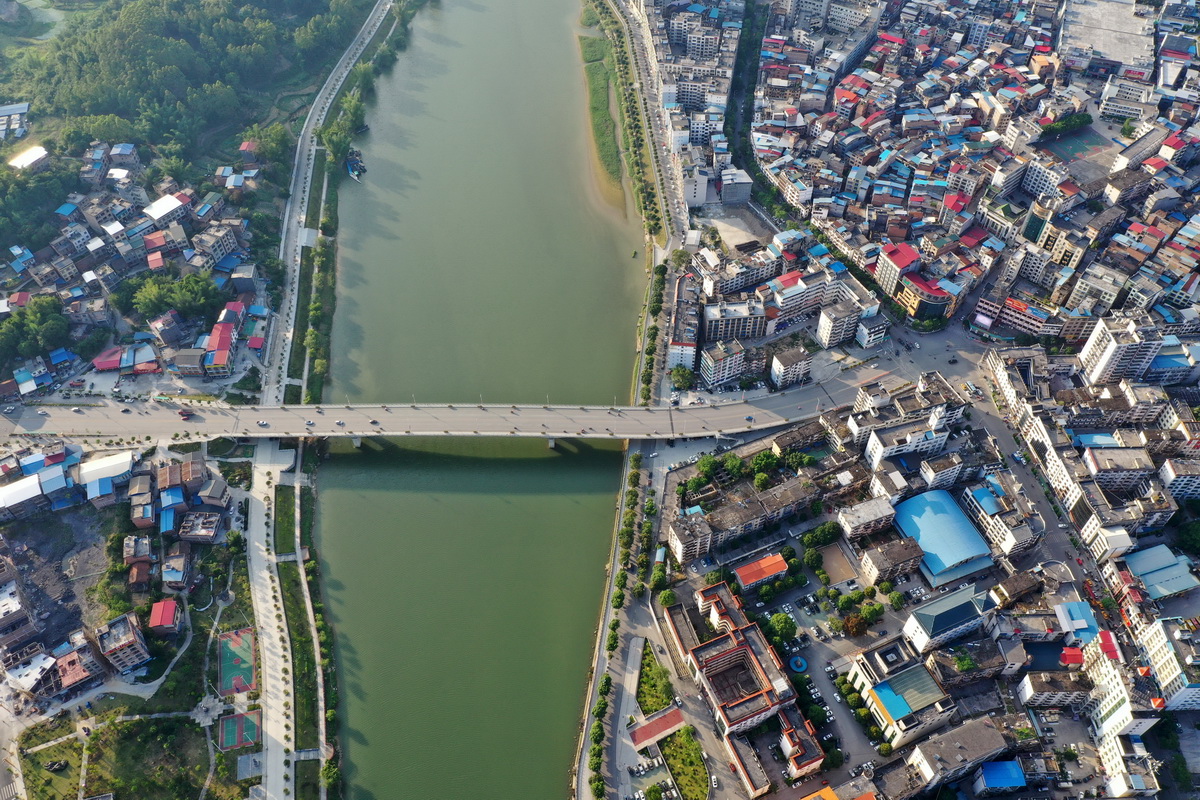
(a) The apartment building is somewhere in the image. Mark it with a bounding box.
[877,242,922,295]
[1139,617,1200,710]
[860,538,925,584]
[770,346,812,388]
[1078,316,1163,387]
[96,612,152,673]
[816,300,861,348]
[906,718,1010,791]
[846,636,956,748]
[700,339,746,388]
[958,474,1039,556]
[1017,671,1094,707]
[837,496,896,539]
[703,299,769,341]
[1159,458,1200,499]
[1082,447,1155,493]
[902,584,995,653]
[865,420,949,470]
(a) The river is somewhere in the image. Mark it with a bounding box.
[314,0,645,797]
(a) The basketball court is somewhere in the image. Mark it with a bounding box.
[1037,126,1112,163]
[217,628,257,696]
[217,710,262,750]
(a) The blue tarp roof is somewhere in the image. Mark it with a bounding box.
[86,477,113,499]
[55,203,78,216]
[894,491,991,577]
[979,762,1026,789]
[1057,601,1099,644]
[160,486,186,508]
[160,507,177,534]
[1072,432,1119,448]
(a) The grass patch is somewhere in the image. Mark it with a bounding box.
[305,149,327,229]
[207,437,238,457]
[19,713,76,748]
[84,717,239,799]
[280,561,319,749]
[579,34,609,63]
[580,4,600,26]
[168,441,203,454]
[218,460,253,490]
[659,726,710,800]
[296,758,321,800]
[284,384,303,404]
[288,248,315,381]
[579,38,621,184]
[19,738,83,800]
[636,640,673,713]
[274,485,296,553]
[300,486,316,549]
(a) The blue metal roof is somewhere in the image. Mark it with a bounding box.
[894,490,991,576]
[980,761,1026,789]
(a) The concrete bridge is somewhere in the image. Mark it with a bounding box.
[4,395,812,443]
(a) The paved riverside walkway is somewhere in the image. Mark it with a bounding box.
[245,440,299,799]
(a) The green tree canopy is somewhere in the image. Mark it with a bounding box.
[770,612,797,641]
[780,545,797,561]
[803,549,823,569]
[888,591,905,611]
[722,453,746,481]
[751,450,778,473]
[659,589,677,606]
[754,472,770,491]
[129,272,226,324]
[670,365,696,390]
[805,705,828,726]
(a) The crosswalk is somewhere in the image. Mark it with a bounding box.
[0,780,20,800]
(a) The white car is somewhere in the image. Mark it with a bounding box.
[257,420,269,426]
[1058,523,1069,529]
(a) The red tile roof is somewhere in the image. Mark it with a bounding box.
[734,553,789,587]
[629,707,684,747]
[149,599,179,629]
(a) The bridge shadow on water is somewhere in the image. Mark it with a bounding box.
[321,434,625,496]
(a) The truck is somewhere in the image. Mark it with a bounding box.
[177,409,194,419]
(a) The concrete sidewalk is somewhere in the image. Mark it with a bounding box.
[245,440,298,799]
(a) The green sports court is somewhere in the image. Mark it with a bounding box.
[217,710,262,750]
[1037,125,1112,163]
[217,628,257,696]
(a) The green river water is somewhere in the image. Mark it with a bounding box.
[315,0,645,796]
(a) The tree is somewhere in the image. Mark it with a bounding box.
[751,451,778,473]
[888,591,905,611]
[646,786,664,800]
[837,595,856,614]
[816,569,830,585]
[770,613,797,642]
[877,580,893,594]
[650,565,667,591]
[696,454,720,481]
[827,617,844,633]
[879,743,893,756]
[670,249,691,269]
[862,603,885,624]
[670,365,696,390]
[758,584,775,603]
[821,749,844,770]
[754,472,770,491]
[804,549,823,569]
[847,693,864,709]
[780,545,797,561]
[722,453,746,480]
[703,570,724,586]
[786,558,802,575]
[659,589,678,606]
[844,614,867,636]
[848,590,865,604]
[863,586,876,599]
[1177,520,1200,554]
[855,708,872,724]
[867,726,883,741]
[1039,113,1093,139]
[805,705,828,726]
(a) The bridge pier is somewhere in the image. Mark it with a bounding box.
[351,437,362,448]
[547,438,556,450]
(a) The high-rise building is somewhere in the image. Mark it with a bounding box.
[1077,316,1163,384]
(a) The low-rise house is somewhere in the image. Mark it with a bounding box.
[196,477,231,508]
[148,599,181,635]
[838,496,895,540]
[162,542,190,591]
[902,584,995,653]
[122,535,152,565]
[177,511,223,544]
[1017,670,1093,707]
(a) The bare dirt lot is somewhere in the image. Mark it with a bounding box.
[2,505,124,642]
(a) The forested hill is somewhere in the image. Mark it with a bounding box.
[3,0,371,154]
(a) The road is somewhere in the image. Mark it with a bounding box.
[263,0,398,406]
[2,364,919,443]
